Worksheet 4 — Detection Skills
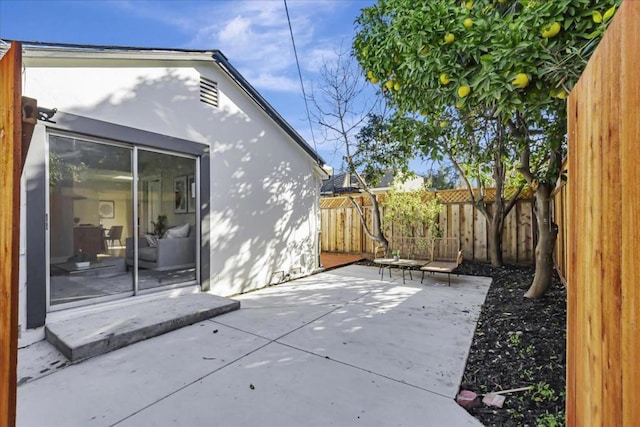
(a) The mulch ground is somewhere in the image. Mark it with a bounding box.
[354,258,567,426]
[456,261,566,427]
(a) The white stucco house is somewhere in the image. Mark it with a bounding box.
[8,41,327,345]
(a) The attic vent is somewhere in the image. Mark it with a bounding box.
[200,76,219,108]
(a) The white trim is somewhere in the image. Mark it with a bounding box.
[45,133,51,312]
[23,48,216,63]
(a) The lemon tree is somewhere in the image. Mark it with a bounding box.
[374,105,526,270]
[355,0,618,115]
[353,0,620,297]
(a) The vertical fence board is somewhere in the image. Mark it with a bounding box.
[619,5,640,425]
[329,210,337,252]
[353,207,362,253]
[601,39,622,423]
[344,208,352,252]
[517,201,533,263]
[337,209,345,252]
[567,3,640,425]
[439,207,448,238]
[462,204,475,260]
[567,82,580,427]
[321,209,329,251]
[503,206,518,263]
[450,204,460,241]
[473,207,487,261]
[0,41,22,427]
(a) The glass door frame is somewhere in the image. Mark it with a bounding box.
[134,147,200,296]
[45,130,200,312]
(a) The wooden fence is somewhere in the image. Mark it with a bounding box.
[566,1,639,425]
[552,159,568,284]
[320,187,535,264]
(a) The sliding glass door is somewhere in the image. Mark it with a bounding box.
[48,134,198,309]
[48,135,134,307]
[136,150,197,290]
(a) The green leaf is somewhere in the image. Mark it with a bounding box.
[586,30,602,40]
[592,10,603,23]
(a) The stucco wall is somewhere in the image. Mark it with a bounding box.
[22,56,322,301]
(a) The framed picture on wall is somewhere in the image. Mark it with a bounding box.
[187,175,196,213]
[174,176,187,213]
[99,200,115,219]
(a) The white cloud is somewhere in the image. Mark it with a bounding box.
[304,47,340,73]
[218,16,253,45]
[111,0,361,93]
[244,72,301,94]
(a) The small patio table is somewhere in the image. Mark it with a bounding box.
[373,258,428,284]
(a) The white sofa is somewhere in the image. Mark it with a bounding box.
[125,224,196,271]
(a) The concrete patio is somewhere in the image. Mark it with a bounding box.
[17,264,491,426]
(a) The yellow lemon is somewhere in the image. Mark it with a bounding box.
[592,11,603,23]
[385,80,395,90]
[556,90,567,99]
[603,5,616,21]
[440,121,448,128]
[394,82,401,91]
[464,1,473,10]
[444,33,455,44]
[370,77,378,84]
[458,85,471,98]
[367,70,374,79]
[439,73,451,85]
[512,73,529,89]
[541,22,561,38]
[463,18,473,29]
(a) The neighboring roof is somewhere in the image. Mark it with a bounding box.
[321,169,426,196]
[377,170,395,189]
[3,39,325,166]
[320,172,363,195]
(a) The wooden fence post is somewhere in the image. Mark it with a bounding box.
[0,41,24,427]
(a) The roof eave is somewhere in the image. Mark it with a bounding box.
[211,51,325,166]
[2,39,325,167]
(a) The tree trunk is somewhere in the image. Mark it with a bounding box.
[347,191,389,255]
[524,183,558,298]
[369,191,389,252]
[488,214,504,267]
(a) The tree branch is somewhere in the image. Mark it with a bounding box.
[504,184,525,217]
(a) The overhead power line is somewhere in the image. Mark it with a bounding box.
[283,0,318,152]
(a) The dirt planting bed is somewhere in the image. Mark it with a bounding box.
[457,261,566,426]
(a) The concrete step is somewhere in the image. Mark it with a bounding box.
[45,292,240,362]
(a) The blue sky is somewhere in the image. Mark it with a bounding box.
[0,0,395,173]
